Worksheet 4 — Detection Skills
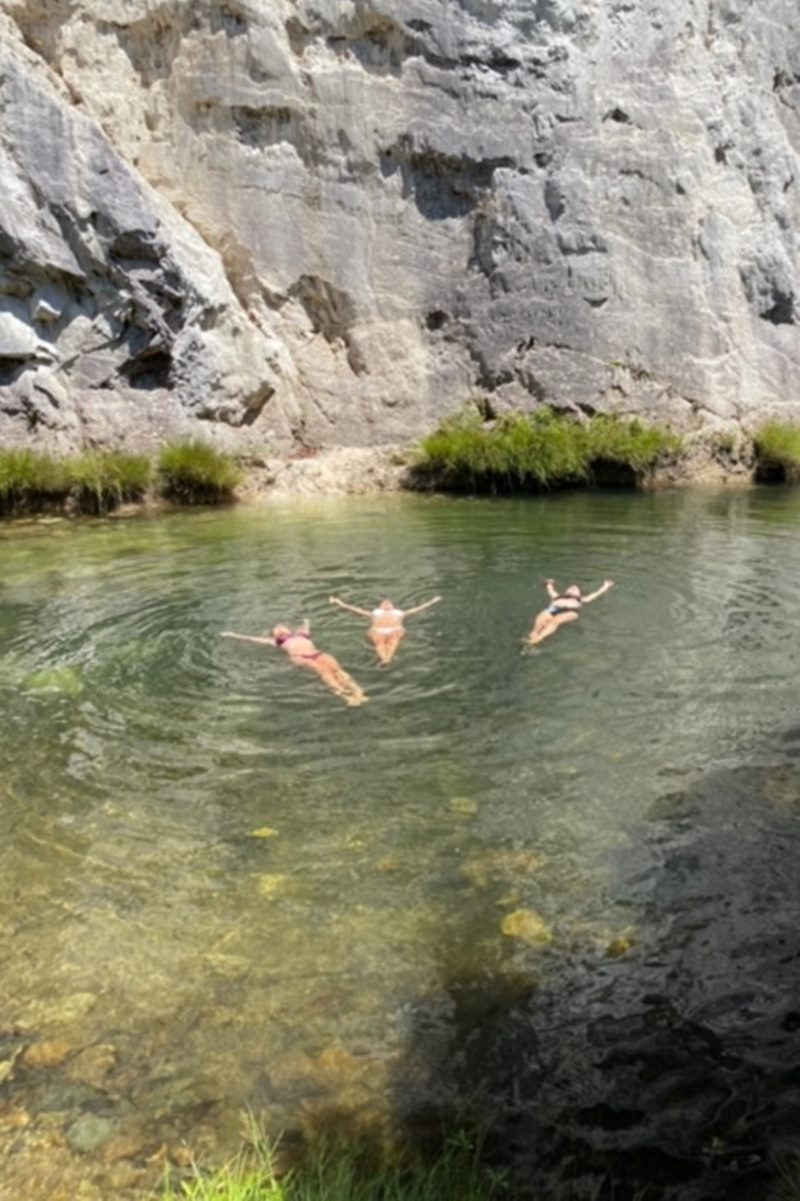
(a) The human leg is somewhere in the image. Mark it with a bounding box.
[313,653,367,706]
[369,628,405,664]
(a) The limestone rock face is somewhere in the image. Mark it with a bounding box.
[1,0,799,451]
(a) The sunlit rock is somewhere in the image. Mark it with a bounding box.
[4,0,800,452]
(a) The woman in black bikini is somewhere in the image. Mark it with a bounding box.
[525,578,614,647]
[221,621,367,706]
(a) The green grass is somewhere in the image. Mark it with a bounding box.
[160,1134,503,1201]
[0,448,153,514]
[158,440,242,503]
[68,450,152,513]
[0,448,71,513]
[753,421,800,480]
[415,408,681,492]
[0,442,243,516]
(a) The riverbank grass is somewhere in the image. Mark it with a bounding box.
[416,408,681,491]
[0,448,70,513]
[753,421,800,481]
[0,448,154,514]
[158,440,242,503]
[161,1136,501,1201]
[69,450,152,513]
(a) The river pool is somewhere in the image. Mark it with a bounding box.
[1,490,799,1200]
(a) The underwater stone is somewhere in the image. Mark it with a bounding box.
[22,666,83,697]
[65,1044,117,1087]
[66,1114,115,1155]
[500,908,554,946]
[23,1040,73,1069]
[448,797,479,815]
[17,991,97,1032]
[257,873,288,898]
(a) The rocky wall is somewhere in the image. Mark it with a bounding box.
[1,0,799,452]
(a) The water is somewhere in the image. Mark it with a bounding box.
[1,490,800,1199]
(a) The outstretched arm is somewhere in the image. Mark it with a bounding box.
[404,595,443,617]
[220,631,276,646]
[544,578,559,599]
[582,579,615,604]
[329,596,372,619]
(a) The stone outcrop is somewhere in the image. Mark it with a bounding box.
[1,0,799,453]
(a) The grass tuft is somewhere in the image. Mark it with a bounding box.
[753,421,800,481]
[0,449,71,514]
[415,407,681,493]
[161,1134,502,1201]
[68,450,152,514]
[158,441,242,504]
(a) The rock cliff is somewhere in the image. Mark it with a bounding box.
[1,0,799,453]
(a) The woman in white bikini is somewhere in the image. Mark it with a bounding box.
[329,595,442,665]
[525,578,614,647]
[221,620,367,706]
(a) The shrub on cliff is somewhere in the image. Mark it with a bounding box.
[0,449,71,513]
[753,421,800,481]
[157,441,242,503]
[68,451,152,514]
[416,407,681,492]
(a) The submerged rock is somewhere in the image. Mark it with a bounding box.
[66,1114,115,1155]
[22,666,83,697]
[65,1044,117,1087]
[17,992,97,1032]
[448,797,479,816]
[257,873,288,899]
[23,1039,73,1069]
[500,909,554,946]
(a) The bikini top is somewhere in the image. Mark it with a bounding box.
[275,631,312,647]
[372,608,403,620]
[553,594,582,605]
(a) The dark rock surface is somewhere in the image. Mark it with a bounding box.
[1,0,799,452]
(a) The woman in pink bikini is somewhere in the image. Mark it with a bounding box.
[329,595,442,665]
[221,620,367,706]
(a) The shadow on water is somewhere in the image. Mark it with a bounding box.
[367,757,800,1201]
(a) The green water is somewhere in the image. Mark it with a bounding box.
[2,490,800,1198]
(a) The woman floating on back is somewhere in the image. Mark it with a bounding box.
[221,620,367,706]
[329,595,442,665]
[525,578,614,647]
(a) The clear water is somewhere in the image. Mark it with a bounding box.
[2,490,800,1199]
